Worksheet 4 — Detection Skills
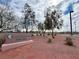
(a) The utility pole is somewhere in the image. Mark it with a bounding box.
[70,11,74,36]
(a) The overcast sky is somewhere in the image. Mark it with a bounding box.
[9,0,63,20]
[0,0,79,32]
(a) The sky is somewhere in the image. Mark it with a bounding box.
[0,0,63,21]
[0,0,79,32]
[58,0,79,32]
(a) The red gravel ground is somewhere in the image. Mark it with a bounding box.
[0,34,79,59]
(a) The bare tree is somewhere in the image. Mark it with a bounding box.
[0,6,15,32]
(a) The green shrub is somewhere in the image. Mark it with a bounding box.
[48,38,52,43]
[65,37,74,46]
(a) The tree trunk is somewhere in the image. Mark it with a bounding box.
[25,24,28,33]
[0,16,3,28]
[52,29,54,38]
[26,28,28,33]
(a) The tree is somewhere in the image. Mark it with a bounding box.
[0,6,6,28]
[23,3,35,32]
[44,13,52,30]
[0,5,15,32]
[44,6,63,38]
[38,22,44,36]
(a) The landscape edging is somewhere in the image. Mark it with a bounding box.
[1,40,33,51]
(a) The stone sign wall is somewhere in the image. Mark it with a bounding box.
[5,33,32,44]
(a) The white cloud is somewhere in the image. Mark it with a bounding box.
[4,0,79,32]
[9,0,63,21]
[58,0,79,32]
[48,0,63,6]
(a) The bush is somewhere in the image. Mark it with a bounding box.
[48,38,52,43]
[0,38,5,51]
[40,33,42,36]
[54,33,56,36]
[65,37,74,46]
[31,34,34,36]
[47,33,50,35]
[36,34,38,36]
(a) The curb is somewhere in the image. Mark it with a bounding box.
[1,40,33,51]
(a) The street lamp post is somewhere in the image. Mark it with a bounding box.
[70,11,74,36]
[74,21,76,33]
[75,23,76,33]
